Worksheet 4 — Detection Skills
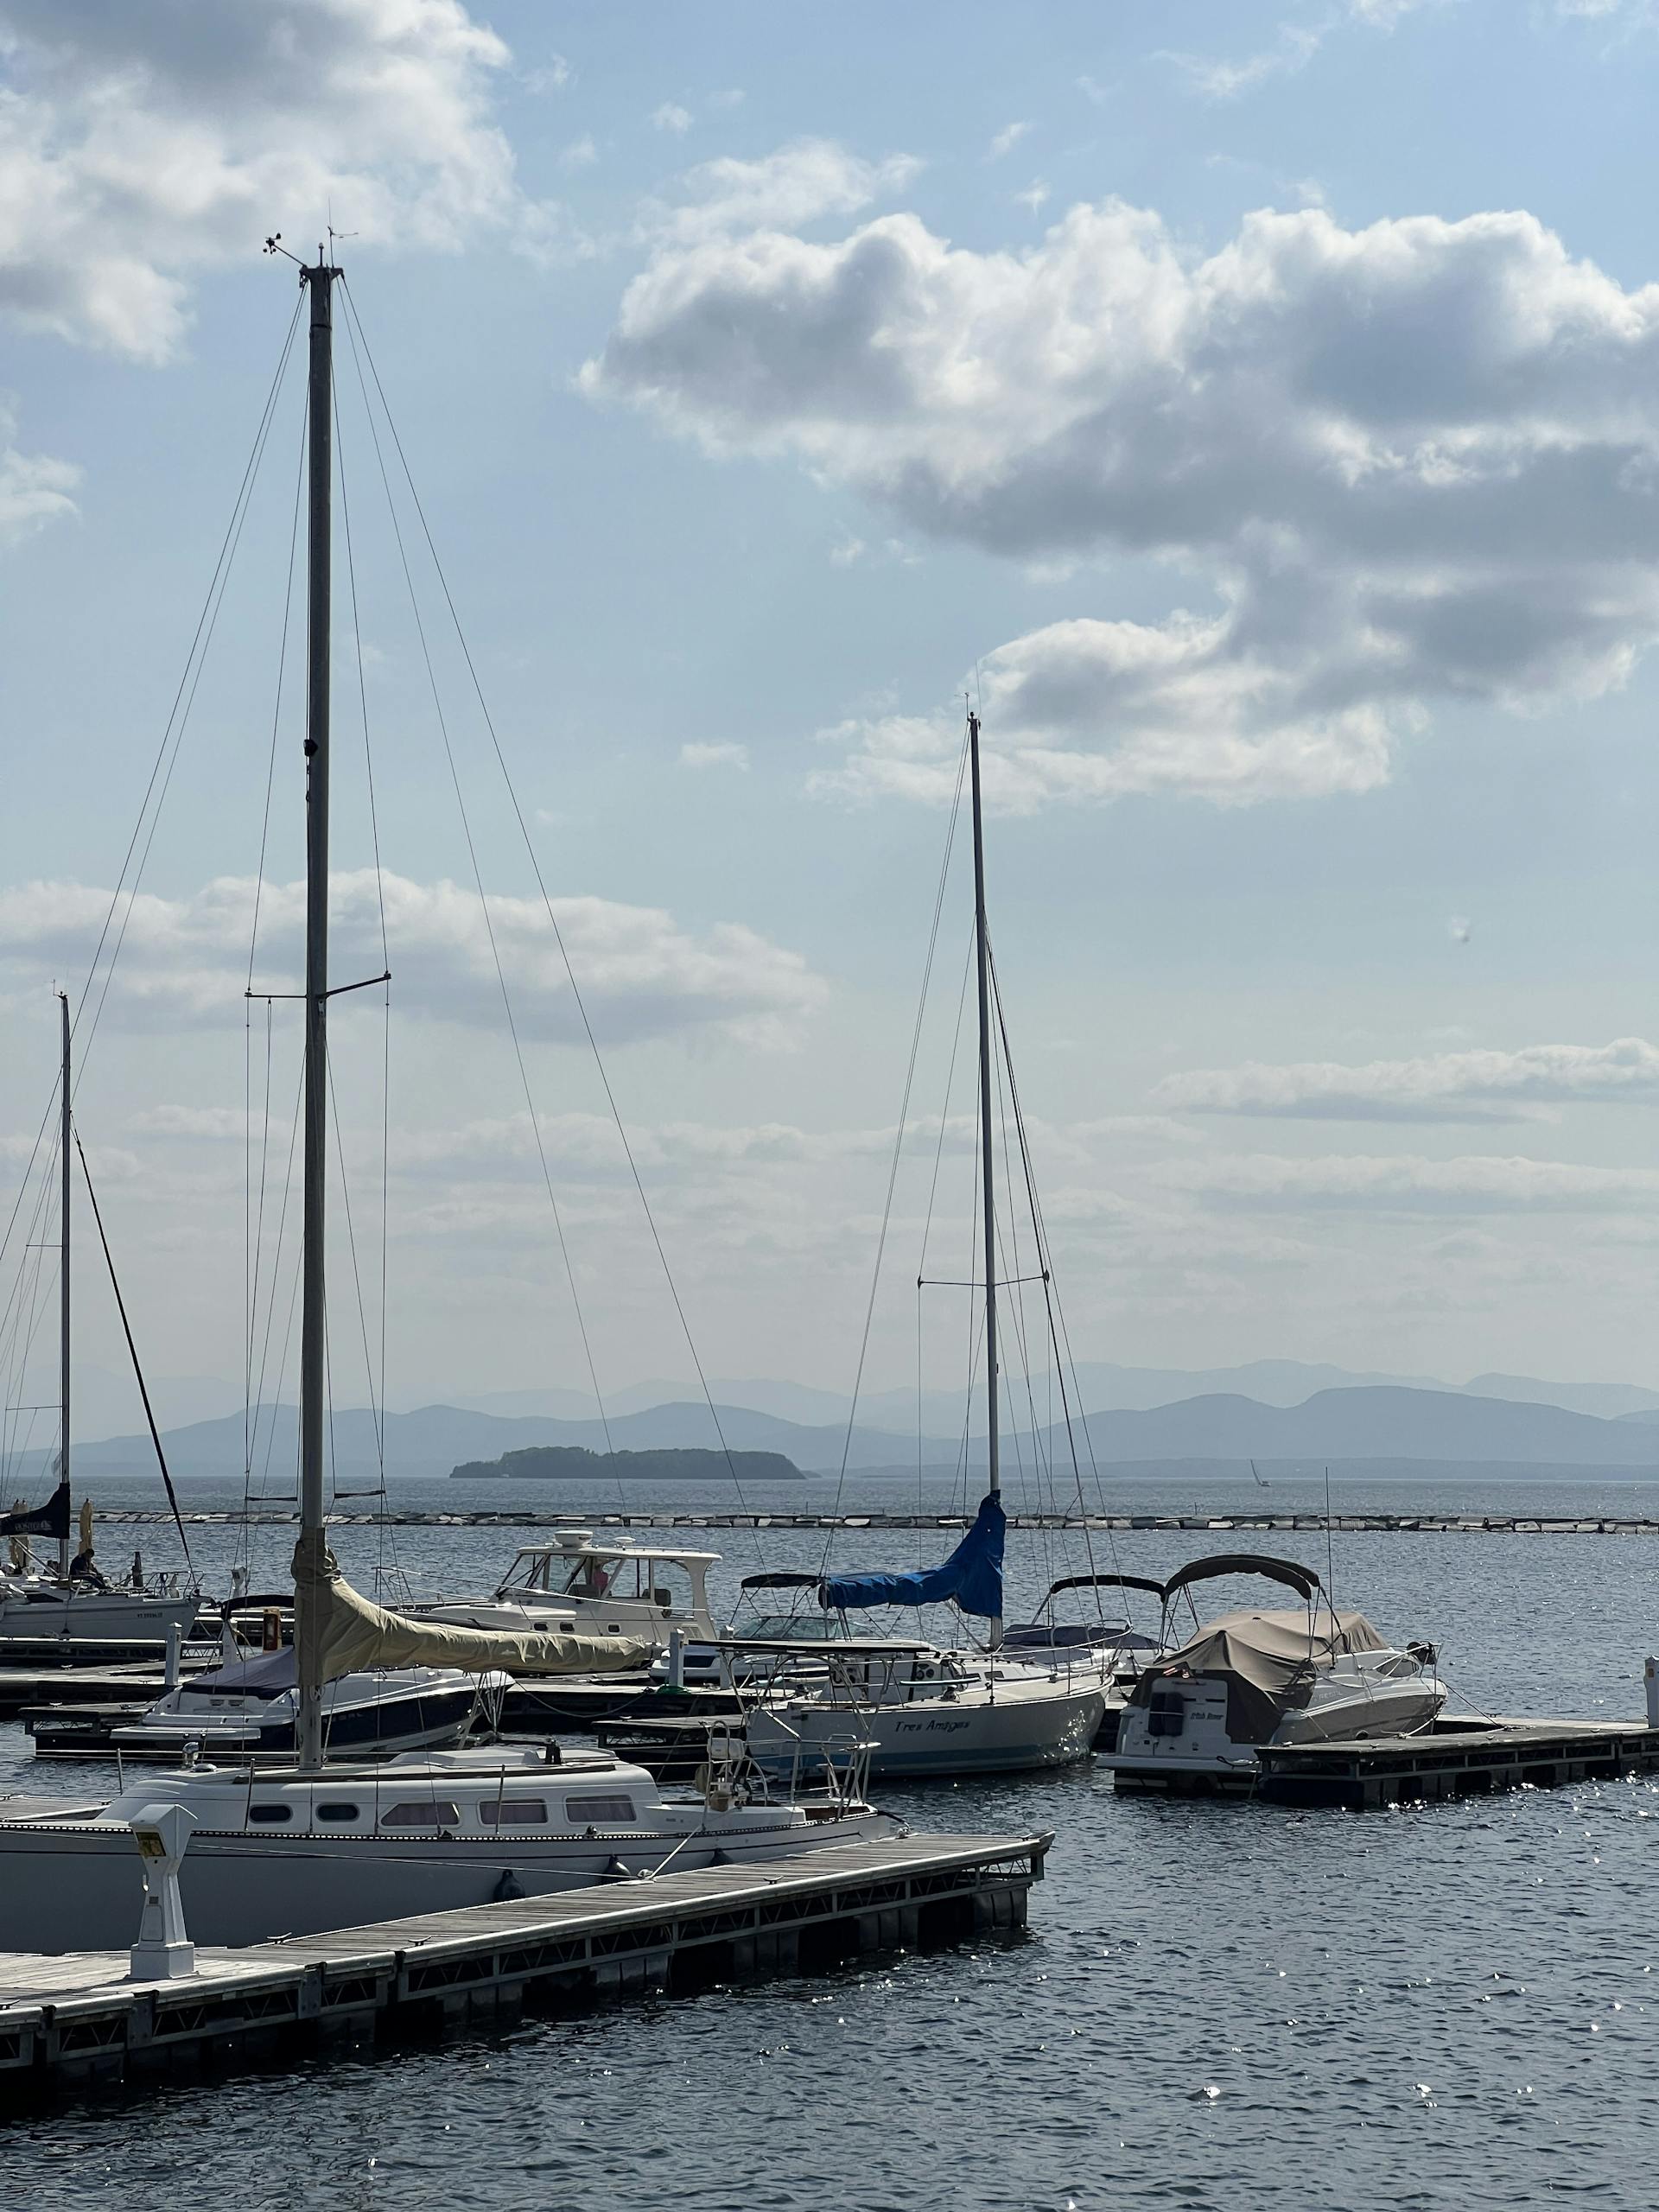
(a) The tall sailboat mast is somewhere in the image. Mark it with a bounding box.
[297,249,339,1774]
[57,988,71,1580]
[968,711,1001,1642]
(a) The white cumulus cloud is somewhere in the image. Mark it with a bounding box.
[0,0,544,360]
[588,182,1659,809]
[0,870,824,1047]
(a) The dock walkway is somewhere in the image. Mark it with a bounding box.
[0,1827,1047,2098]
[1256,1718,1659,1809]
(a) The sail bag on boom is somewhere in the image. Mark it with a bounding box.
[818,1491,1005,1619]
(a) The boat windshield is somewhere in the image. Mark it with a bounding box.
[731,1612,843,1641]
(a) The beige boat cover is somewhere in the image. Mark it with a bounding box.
[293,1534,651,1687]
[1127,1605,1389,1742]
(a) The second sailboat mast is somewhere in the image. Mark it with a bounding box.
[58,989,70,1580]
[968,711,999,1510]
[297,252,338,1774]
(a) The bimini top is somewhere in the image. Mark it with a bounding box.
[1162,1554,1321,1606]
[1047,1572,1166,1604]
[1127,1605,1386,1743]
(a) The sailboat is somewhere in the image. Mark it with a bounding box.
[0,245,898,1949]
[741,710,1106,1777]
[0,995,202,1656]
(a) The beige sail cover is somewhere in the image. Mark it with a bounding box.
[293,1534,650,1685]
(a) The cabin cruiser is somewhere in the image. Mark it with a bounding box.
[417,1529,719,1648]
[416,1530,726,1732]
[98,1642,510,1763]
[1103,1554,1445,1792]
[741,1637,1106,1779]
[0,1738,897,1950]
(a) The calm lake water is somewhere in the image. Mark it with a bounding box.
[4,1479,1657,2210]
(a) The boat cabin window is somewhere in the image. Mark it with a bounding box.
[564,1793,637,1825]
[479,1796,549,1827]
[247,1802,293,1824]
[315,1802,359,1823]
[379,1799,461,1829]
[560,1555,618,1599]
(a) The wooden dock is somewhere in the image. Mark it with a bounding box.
[0,1827,1048,2099]
[0,1662,216,1725]
[1255,1717,1659,1808]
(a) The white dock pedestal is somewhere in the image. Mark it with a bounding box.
[129,1803,196,1980]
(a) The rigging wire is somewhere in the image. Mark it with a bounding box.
[331,283,623,1520]
[331,359,401,1583]
[76,299,305,1087]
[0,303,304,1391]
[817,728,973,1571]
[245,390,308,1536]
[338,279,765,1540]
[73,1135,196,1580]
[988,935,1119,1590]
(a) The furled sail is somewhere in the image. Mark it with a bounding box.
[818,1491,1005,1619]
[292,1535,650,1685]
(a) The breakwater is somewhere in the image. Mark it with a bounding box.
[87,1508,1659,1533]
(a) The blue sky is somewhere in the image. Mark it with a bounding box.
[5,0,1659,1435]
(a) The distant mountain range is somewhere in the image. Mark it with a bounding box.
[455,1359,1659,1430]
[33,1377,1659,1484]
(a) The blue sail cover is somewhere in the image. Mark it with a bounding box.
[819,1492,1005,1619]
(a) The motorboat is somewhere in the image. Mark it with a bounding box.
[416,1529,720,1648]
[0,1738,898,1950]
[96,1642,510,1763]
[416,1530,726,1731]
[741,1636,1105,1779]
[1103,1554,1446,1792]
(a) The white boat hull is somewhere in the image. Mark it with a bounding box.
[0,1805,898,1950]
[747,1678,1103,1778]
[0,1589,200,1647]
[1105,1670,1446,1787]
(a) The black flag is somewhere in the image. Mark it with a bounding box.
[0,1482,71,1541]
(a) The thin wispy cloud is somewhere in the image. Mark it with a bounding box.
[1155,1042,1659,1124]
[987,120,1031,159]
[679,741,750,770]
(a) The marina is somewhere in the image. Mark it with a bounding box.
[4,4,1659,2204]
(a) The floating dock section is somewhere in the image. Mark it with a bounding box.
[0,1828,1047,2100]
[1257,1718,1659,1809]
